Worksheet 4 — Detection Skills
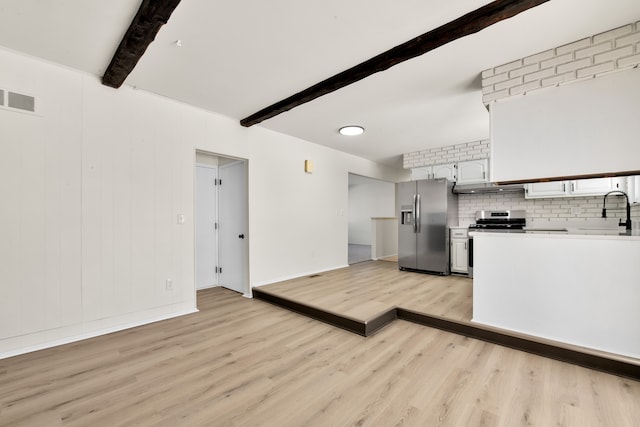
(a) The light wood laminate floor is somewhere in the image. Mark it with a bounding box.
[257,260,473,323]
[1,286,639,426]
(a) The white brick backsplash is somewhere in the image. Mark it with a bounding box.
[483,72,509,87]
[556,38,591,55]
[576,62,615,79]
[403,140,490,169]
[482,85,494,95]
[494,76,523,91]
[523,49,555,65]
[593,24,633,43]
[523,67,555,83]
[483,89,509,103]
[495,59,523,74]
[482,21,640,105]
[481,68,494,79]
[618,53,640,68]
[509,80,540,96]
[556,58,592,74]
[541,72,575,87]
[575,42,612,59]
[594,45,635,63]
[557,57,591,74]
[540,53,574,69]
[509,63,539,78]
[459,193,639,226]
[616,32,640,47]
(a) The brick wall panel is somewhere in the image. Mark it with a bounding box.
[575,42,612,59]
[618,53,640,68]
[482,20,639,105]
[556,38,591,55]
[593,25,633,43]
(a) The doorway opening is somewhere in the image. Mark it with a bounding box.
[348,173,396,265]
[195,151,248,296]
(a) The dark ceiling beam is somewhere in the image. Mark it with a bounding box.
[240,0,550,127]
[102,0,182,89]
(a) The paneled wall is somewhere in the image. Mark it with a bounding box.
[0,47,405,356]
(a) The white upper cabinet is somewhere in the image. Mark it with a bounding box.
[411,166,432,180]
[569,177,625,196]
[456,159,489,184]
[525,181,570,198]
[526,177,627,199]
[432,163,456,181]
[626,176,640,204]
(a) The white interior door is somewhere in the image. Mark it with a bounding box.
[195,165,218,289]
[218,160,247,294]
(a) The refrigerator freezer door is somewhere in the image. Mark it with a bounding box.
[397,181,417,270]
[416,179,449,273]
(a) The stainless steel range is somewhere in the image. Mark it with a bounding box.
[467,210,526,277]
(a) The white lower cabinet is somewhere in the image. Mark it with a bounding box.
[450,228,468,274]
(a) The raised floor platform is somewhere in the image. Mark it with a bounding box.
[254,261,640,381]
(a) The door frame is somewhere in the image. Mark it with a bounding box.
[194,150,250,301]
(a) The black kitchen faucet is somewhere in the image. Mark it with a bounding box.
[601,190,632,230]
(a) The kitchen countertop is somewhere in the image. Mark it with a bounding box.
[469,228,640,240]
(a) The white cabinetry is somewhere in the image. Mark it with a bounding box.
[570,177,624,195]
[628,176,640,204]
[432,163,456,181]
[410,159,489,184]
[457,159,489,184]
[525,181,570,198]
[450,228,468,274]
[525,177,626,199]
[411,166,432,180]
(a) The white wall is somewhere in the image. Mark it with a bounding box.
[348,176,395,245]
[0,47,405,356]
[247,129,402,286]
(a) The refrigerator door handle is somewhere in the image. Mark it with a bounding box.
[415,194,421,233]
[412,194,418,233]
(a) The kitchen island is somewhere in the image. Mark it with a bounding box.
[471,230,640,359]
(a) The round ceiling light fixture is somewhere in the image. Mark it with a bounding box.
[339,125,364,136]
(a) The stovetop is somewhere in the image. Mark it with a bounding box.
[469,210,526,231]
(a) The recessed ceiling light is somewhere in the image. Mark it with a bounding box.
[339,125,364,136]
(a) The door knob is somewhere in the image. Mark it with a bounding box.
[238,234,245,239]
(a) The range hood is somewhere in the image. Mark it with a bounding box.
[452,182,524,194]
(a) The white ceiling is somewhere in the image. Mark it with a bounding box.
[1,0,639,167]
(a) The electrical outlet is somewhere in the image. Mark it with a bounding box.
[166,279,174,291]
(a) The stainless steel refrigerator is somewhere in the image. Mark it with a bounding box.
[396,179,458,274]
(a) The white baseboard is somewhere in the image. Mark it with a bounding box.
[0,306,198,360]
[251,264,349,288]
[372,252,397,260]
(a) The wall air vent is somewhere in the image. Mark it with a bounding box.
[8,91,35,112]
